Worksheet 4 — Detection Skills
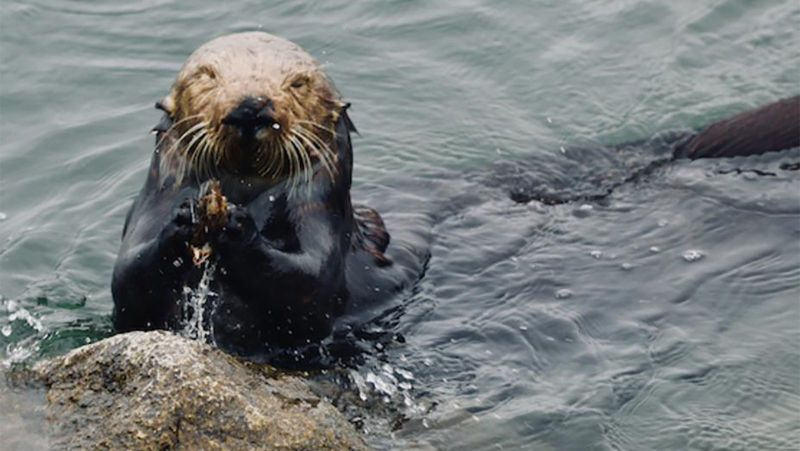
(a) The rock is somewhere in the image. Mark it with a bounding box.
[32,331,366,450]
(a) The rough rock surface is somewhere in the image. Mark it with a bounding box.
[33,331,366,450]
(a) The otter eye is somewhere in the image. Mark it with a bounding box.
[290,77,306,89]
[196,65,217,80]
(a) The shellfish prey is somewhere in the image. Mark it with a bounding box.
[190,180,229,267]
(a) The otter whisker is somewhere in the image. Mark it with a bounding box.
[295,136,315,197]
[285,136,303,198]
[173,122,207,154]
[169,122,208,184]
[186,129,209,183]
[210,132,224,166]
[165,114,203,137]
[186,128,207,157]
[196,134,217,181]
[295,123,333,157]
[294,126,337,181]
[293,128,334,182]
[296,119,333,134]
[264,141,284,179]
[201,137,219,180]
[255,142,278,178]
[156,114,203,148]
[287,136,309,198]
[278,138,294,196]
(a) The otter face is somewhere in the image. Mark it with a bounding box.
[157,32,347,184]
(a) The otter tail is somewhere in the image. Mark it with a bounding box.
[673,96,800,159]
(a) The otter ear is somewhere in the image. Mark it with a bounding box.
[340,102,358,135]
[152,96,176,134]
[155,95,176,116]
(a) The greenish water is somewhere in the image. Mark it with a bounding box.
[1,0,799,449]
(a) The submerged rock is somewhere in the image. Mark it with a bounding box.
[32,331,366,450]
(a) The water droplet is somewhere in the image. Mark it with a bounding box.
[546,117,553,124]
[555,288,573,299]
[269,195,275,202]
[560,146,566,154]
[621,262,633,271]
[649,246,660,253]
[5,299,20,313]
[682,249,704,262]
[519,325,529,331]
[271,123,281,130]
[1,325,11,337]
[574,204,594,218]
[590,250,603,259]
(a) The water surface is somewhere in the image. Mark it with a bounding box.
[1,1,799,449]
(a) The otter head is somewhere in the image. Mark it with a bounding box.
[156,32,348,184]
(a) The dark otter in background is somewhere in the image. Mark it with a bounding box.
[505,95,799,205]
[674,95,799,160]
[111,32,421,357]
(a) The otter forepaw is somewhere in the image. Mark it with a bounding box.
[216,205,258,246]
[159,198,196,248]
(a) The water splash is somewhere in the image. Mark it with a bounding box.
[179,261,218,343]
[5,299,44,333]
[349,362,425,416]
[2,299,46,368]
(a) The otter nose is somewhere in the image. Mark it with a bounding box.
[223,97,278,135]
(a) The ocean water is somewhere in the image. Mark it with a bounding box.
[1,0,799,449]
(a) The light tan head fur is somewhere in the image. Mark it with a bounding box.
[158,32,347,187]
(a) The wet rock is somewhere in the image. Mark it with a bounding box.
[32,331,366,450]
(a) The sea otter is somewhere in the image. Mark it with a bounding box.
[111,32,419,356]
[503,95,799,205]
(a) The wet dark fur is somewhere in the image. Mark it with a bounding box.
[505,96,800,205]
[112,112,409,355]
[674,95,799,160]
